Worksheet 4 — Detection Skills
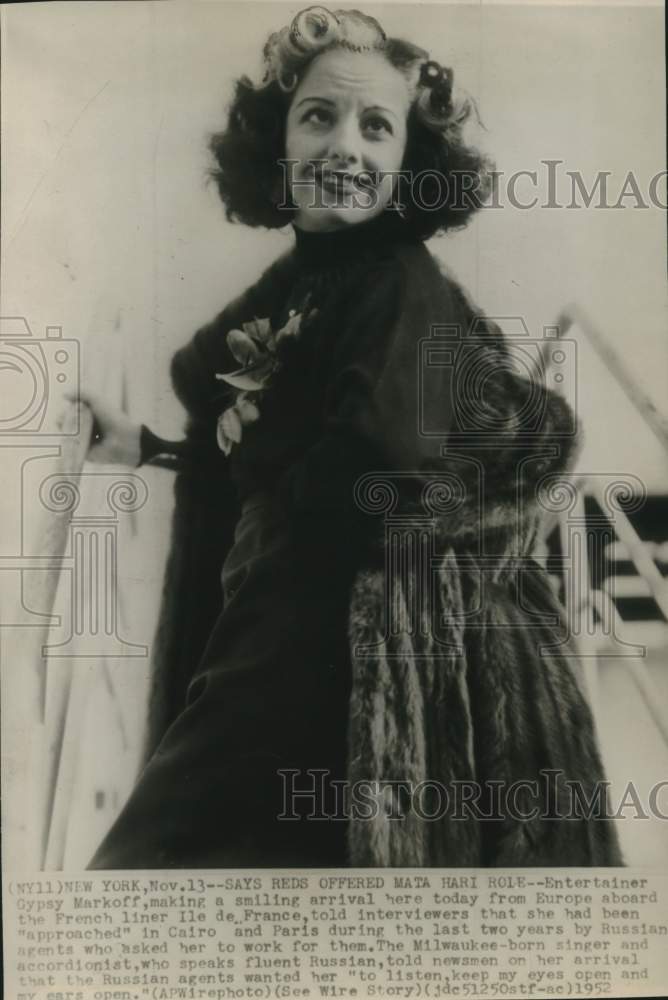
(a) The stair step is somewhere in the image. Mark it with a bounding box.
[603,576,653,598]
[604,540,668,565]
[602,620,668,650]
[611,595,666,622]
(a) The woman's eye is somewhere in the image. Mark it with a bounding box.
[302,107,333,127]
[363,116,393,137]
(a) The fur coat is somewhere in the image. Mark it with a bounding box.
[92,223,623,869]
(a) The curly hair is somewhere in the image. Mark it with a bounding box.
[207,14,495,240]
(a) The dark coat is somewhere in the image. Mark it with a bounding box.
[88,218,622,869]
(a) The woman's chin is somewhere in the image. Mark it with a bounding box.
[294,203,386,232]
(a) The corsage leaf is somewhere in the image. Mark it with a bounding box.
[216,371,268,391]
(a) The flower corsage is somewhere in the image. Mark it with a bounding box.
[215,310,303,455]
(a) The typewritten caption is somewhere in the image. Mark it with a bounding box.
[4,871,668,1000]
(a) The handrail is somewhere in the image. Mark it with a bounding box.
[589,588,668,748]
[557,305,668,458]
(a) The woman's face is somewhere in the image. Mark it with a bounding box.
[285,48,410,231]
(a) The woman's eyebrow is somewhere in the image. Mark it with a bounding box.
[364,104,398,120]
[294,96,337,109]
[296,96,399,120]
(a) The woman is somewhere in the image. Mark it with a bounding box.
[84,7,622,868]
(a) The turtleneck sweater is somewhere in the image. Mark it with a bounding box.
[290,208,415,267]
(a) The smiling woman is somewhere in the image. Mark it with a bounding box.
[208,8,492,238]
[80,5,622,870]
[284,46,410,230]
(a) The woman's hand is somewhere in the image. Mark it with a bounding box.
[67,391,142,467]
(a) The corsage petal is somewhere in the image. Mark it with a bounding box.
[253,356,279,382]
[244,317,273,345]
[221,406,242,444]
[216,413,233,456]
[276,311,302,342]
[216,371,267,391]
[236,397,261,424]
[227,328,260,365]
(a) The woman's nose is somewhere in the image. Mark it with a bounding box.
[326,117,361,167]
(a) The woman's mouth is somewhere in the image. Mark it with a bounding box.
[316,170,375,196]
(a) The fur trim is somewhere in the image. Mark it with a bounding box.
[346,374,622,866]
